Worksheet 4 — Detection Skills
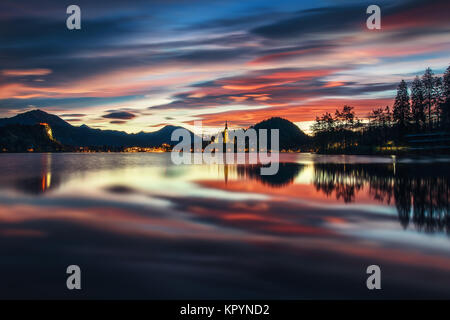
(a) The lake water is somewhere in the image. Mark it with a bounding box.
[0,152,449,299]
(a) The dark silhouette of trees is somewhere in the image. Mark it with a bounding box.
[311,112,335,152]
[334,105,361,149]
[442,66,450,126]
[366,106,393,147]
[312,105,362,152]
[434,76,444,126]
[310,64,450,154]
[393,80,410,128]
[335,105,355,128]
[422,67,435,127]
[411,76,425,129]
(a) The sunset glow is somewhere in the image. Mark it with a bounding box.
[1,0,449,133]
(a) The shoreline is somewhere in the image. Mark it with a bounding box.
[1,150,450,157]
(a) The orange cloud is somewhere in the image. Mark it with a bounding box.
[189,97,393,127]
[323,81,345,88]
[2,68,52,76]
[229,96,248,102]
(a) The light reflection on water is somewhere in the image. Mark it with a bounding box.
[0,153,449,299]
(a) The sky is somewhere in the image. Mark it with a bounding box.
[0,0,449,134]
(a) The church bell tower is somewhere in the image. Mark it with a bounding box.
[223,121,229,143]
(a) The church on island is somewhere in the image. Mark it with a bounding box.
[223,121,229,144]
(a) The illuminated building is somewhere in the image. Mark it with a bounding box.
[223,121,229,143]
[39,122,54,140]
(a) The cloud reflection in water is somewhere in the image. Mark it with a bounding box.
[0,153,450,299]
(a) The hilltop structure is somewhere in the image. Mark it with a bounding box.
[39,123,54,140]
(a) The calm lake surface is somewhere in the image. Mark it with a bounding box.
[0,152,449,299]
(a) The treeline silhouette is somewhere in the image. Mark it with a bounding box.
[311,65,450,153]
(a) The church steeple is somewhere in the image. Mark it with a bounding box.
[223,120,229,143]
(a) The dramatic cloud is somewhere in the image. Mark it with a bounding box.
[0,0,448,131]
[251,5,366,39]
[102,111,136,120]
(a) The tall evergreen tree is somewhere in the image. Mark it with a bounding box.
[422,67,434,127]
[433,76,444,126]
[442,65,450,125]
[384,105,392,127]
[410,76,425,128]
[393,80,410,127]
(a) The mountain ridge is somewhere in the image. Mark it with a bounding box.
[0,110,310,150]
[0,109,194,147]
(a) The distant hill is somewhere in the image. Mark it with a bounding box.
[0,109,70,128]
[251,117,310,150]
[0,124,64,152]
[0,110,195,147]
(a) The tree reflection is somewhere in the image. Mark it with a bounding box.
[237,162,303,187]
[313,163,365,203]
[313,163,450,234]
